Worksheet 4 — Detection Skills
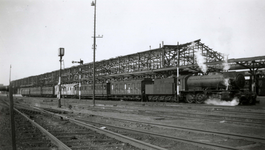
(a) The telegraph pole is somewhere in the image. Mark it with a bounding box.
[91,0,103,106]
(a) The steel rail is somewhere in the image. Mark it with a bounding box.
[18,104,265,150]
[1,100,72,150]
[31,107,238,150]
[100,105,265,125]
[14,108,72,150]
[152,113,265,127]
[76,118,265,150]
[77,114,265,144]
[23,106,167,150]
[19,104,265,143]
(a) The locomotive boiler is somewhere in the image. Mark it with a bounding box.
[186,72,245,91]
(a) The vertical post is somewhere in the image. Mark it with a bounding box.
[161,41,165,68]
[58,56,62,108]
[79,67,81,100]
[177,42,180,102]
[9,65,17,150]
[92,0,97,107]
[58,48,64,108]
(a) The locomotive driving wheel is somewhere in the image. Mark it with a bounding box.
[195,93,207,104]
[186,93,196,103]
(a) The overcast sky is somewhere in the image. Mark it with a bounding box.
[0,0,265,85]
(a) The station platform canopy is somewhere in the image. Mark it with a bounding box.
[12,39,265,87]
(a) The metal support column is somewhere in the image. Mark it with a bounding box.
[177,42,180,102]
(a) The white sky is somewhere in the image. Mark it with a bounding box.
[0,0,265,85]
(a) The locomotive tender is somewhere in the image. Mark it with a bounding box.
[19,72,256,105]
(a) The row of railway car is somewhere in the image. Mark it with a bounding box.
[19,72,265,105]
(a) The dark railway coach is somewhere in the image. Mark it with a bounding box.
[110,78,153,101]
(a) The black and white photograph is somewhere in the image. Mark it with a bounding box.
[0,0,265,149]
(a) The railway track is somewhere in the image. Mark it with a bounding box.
[27,105,265,150]
[0,101,59,150]
[14,97,265,130]
[168,104,265,116]
[1,98,168,150]
[16,106,166,150]
[73,104,265,128]
[8,97,265,149]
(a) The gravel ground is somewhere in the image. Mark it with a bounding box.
[0,98,59,150]
[0,103,12,150]
[1,95,265,150]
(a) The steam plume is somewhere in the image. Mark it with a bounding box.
[222,54,230,72]
[189,42,208,74]
[205,97,239,106]
[223,78,229,90]
[195,51,208,74]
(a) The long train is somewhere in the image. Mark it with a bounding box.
[20,72,262,105]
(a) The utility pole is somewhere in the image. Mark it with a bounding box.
[91,0,103,106]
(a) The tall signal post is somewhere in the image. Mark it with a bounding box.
[91,0,103,106]
[58,48,64,108]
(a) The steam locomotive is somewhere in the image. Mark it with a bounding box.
[146,72,256,104]
[19,72,256,105]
